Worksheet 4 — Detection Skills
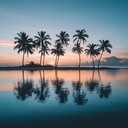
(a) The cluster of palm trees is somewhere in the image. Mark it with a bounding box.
[14,29,112,68]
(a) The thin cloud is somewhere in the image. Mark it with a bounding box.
[0,40,14,47]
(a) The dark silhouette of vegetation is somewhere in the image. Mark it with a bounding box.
[51,43,65,67]
[98,40,112,68]
[56,31,70,47]
[25,61,40,67]
[35,31,51,65]
[39,44,50,66]
[72,29,89,67]
[14,32,35,66]
[85,44,100,68]
[13,30,113,68]
[72,43,83,67]
[73,29,89,44]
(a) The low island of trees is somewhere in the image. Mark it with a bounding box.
[14,29,112,69]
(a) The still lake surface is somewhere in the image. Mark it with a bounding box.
[0,69,128,128]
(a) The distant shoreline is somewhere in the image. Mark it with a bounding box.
[0,66,127,71]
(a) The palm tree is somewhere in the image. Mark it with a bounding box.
[72,43,83,67]
[51,42,65,67]
[73,29,89,44]
[14,32,35,66]
[34,31,51,65]
[98,40,112,68]
[56,31,70,47]
[39,44,50,66]
[85,44,100,68]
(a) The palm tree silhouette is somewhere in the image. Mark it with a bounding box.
[72,43,83,67]
[85,44,100,68]
[39,45,50,66]
[34,31,51,65]
[73,29,89,44]
[56,31,70,47]
[97,40,112,68]
[14,32,35,66]
[51,42,65,67]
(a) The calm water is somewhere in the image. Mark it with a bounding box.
[0,69,128,128]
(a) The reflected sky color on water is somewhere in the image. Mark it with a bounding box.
[0,69,128,128]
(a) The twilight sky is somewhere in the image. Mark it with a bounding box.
[0,0,128,66]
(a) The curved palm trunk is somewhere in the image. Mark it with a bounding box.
[92,56,95,68]
[40,54,43,65]
[98,51,103,68]
[22,52,25,66]
[43,53,45,66]
[78,53,81,68]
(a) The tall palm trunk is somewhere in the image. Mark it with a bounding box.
[43,53,45,66]
[57,56,59,67]
[98,51,103,68]
[92,56,95,68]
[22,52,25,66]
[78,53,81,68]
[55,55,58,67]
[40,54,43,65]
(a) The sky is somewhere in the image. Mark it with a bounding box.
[0,0,128,66]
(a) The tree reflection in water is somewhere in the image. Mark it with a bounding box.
[34,70,50,103]
[13,70,112,104]
[72,70,88,105]
[85,70,99,92]
[85,70,112,99]
[51,70,69,103]
[14,70,34,101]
[97,70,112,99]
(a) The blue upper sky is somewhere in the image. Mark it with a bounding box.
[0,0,128,65]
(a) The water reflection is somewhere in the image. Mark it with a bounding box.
[14,70,34,101]
[13,70,112,104]
[34,70,49,103]
[98,83,112,99]
[97,70,112,99]
[51,70,69,103]
[72,70,88,105]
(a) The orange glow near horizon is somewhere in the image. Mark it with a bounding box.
[0,51,128,66]
[0,40,128,66]
[0,70,128,91]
